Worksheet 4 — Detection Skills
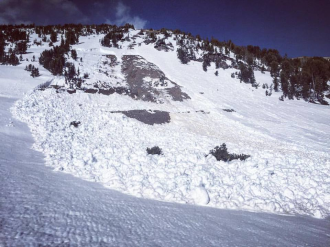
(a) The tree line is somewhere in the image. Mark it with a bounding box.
[1,23,329,103]
[171,29,329,103]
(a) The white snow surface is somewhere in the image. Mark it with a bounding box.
[11,31,330,219]
[2,92,330,246]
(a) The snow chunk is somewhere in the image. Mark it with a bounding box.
[191,186,210,205]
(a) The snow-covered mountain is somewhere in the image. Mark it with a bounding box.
[1,24,330,220]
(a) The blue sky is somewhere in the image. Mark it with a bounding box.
[0,0,329,57]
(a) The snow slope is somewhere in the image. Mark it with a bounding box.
[11,30,330,219]
[1,83,330,246]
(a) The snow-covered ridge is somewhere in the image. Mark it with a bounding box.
[11,29,330,218]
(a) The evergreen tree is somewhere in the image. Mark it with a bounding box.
[31,67,40,77]
[280,72,289,97]
[246,54,254,67]
[50,31,58,43]
[15,41,27,54]
[39,46,66,75]
[273,76,279,92]
[270,61,279,77]
[0,33,5,63]
[302,57,330,101]
[177,48,189,64]
[71,49,77,60]
[9,53,19,65]
[261,65,266,74]
[202,55,211,71]
[65,29,79,45]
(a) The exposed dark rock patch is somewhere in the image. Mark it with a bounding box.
[196,110,210,114]
[84,88,98,94]
[223,109,235,112]
[98,88,113,95]
[98,87,130,96]
[121,55,190,103]
[67,89,76,94]
[111,110,170,125]
[104,55,119,67]
[165,86,190,101]
[147,146,163,155]
[51,85,62,90]
[45,85,133,97]
[43,55,190,104]
[70,121,81,128]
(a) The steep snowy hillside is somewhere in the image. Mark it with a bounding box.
[7,26,330,219]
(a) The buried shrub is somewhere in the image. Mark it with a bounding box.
[147,146,162,155]
[209,143,250,162]
[223,109,235,112]
[70,121,81,128]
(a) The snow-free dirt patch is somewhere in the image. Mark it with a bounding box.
[121,55,190,103]
[111,110,170,125]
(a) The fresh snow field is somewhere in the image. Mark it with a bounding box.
[1,29,330,245]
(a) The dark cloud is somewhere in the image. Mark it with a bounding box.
[0,0,90,25]
[0,0,148,27]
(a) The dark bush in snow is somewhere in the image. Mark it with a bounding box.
[39,46,66,75]
[177,48,190,64]
[223,109,235,112]
[70,121,81,128]
[25,64,40,77]
[31,67,40,77]
[101,28,124,48]
[71,49,77,60]
[209,143,250,162]
[147,146,162,155]
[239,63,255,84]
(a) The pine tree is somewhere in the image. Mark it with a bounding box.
[9,53,19,65]
[177,48,189,64]
[50,31,58,43]
[270,61,279,77]
[31,67,40,77]
[71,49,77,60]
[15,41,27,54]
[273,76,279,92]
[60,36,65,47]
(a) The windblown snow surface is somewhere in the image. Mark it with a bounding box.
[12,30,330,219]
